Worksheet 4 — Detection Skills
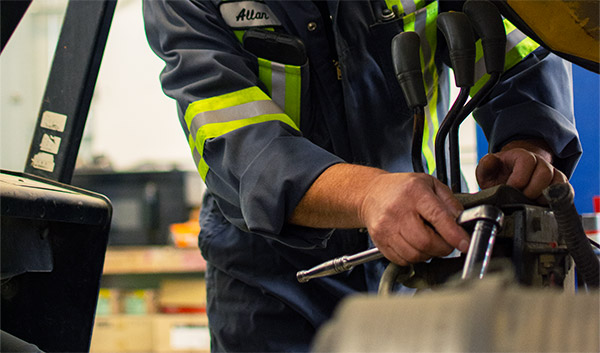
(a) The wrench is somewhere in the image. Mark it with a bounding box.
[296,205,504,283]
[458,205,504,280]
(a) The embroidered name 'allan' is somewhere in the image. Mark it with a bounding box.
[220,1,281,28]
[236,8,269,22]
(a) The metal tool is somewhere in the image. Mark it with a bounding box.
[297,205,504,283]
[296,247,384,283]
[458,205,504,280]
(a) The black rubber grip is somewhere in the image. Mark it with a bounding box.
[391,31,428,109]
[463,0,506,74]
[437,12,476,88]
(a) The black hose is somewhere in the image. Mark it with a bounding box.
[543,183,600,288]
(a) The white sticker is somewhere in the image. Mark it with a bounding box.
[31,152,55,172]
[220,1,281,28]
[40,111,67,132]
[170,325,210,350]
[40,133,61,154]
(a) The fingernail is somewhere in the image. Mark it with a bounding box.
[458,239,470,253]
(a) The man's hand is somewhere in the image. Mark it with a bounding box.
[359,173,470,266]
[289,164,470,266]
[476,140,568,202]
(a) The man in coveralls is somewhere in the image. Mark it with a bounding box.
[144,0,582,351]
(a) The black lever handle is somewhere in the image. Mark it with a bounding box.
[437,12,476,88]
[463,0,506,74]
[391,31,427,109]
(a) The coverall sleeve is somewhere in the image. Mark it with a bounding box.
[473,48,582,177]
[143,0,343,248]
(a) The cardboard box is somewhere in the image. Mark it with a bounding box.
[159,279,206,311]
[152,314,210,353]
[90,315,153,352]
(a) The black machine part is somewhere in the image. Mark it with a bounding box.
[544,183,600,288]
[1,170,112,352]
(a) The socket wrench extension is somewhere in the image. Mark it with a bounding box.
[296,205,504,283]
[458,205,504,280]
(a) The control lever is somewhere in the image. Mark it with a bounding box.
[391,31,428,173]
[296,205,502,283]
[458,205,504,280]
[448,0,507,192]
[434,12,476,187]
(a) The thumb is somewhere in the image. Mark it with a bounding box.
[476,153,507,188]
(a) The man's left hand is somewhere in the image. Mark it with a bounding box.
[476,140,568,202]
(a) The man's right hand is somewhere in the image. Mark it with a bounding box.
[290,164,470,266]
[359,173,470,266]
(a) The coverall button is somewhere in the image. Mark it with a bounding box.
[307,22,317,31]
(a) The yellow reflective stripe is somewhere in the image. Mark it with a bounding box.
[258,58,302,128]
[284,64,302,127]
[188,133,195,154]
[193,113,297,181]
[198,158,209,180]
[185,86,299,181]
[422,2,439,174]
[184,86,270,128]
[194,113,297,157]
[234,30,244,43]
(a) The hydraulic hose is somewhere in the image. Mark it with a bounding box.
[543,183,600,288]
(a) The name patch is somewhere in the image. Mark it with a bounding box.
[220,1,281,28]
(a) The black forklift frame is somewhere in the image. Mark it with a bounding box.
[23,0,117,184]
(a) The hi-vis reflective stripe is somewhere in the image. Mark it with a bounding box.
[396,0,440,174]
[470,20,539,95]
[258,58,302,127]
[184,86,299,180]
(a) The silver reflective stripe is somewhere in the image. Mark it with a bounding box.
[189,99,283,141]
[270,61,286,111]
[473,27,530,83]
[192,147,202,167]
[400,0,417,16]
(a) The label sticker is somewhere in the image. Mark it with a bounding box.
[170,325,210,350]
[41,111,67,132]
[220,1,281,28]
[40,133,61,154]
[31,152,55,172]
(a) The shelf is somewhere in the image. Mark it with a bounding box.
[102,246,206,274]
